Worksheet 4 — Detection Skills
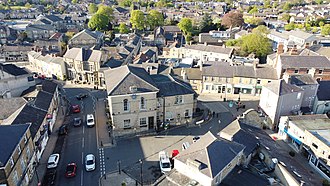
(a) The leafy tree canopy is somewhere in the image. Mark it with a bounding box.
[147,10,164,30]
[221,10,244,29]
[130,10,145,30]
[97,5,113,21]
[88,3,98,14]
[88,13,109,31]
[119,23,130,34]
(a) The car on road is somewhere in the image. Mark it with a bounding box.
[193,136,200,143]
[85,154,96,171]
[86,114,95,127]
[47,154,60,169]
[65,163,77,178]
[58,124,68,135]
[72,105,80,113]
[73,117,82,127]
[42,170,56,186]
[182,142,190,150]
[76,93,88,100]
[159,151,171,173]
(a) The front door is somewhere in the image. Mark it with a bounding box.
[148,117,154,129]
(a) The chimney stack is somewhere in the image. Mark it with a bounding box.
[277,43,284,55]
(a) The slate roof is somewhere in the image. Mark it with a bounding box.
[202,61,278,79]
[41,80,57,94]
[104,65,159,96]
[0,124,30,167]
[70,29,103,41]
[12,105,47,138]
[114,7,129,13]
[279,55,330,69]
[26,24,55,31]
[64,48,102,63]
[34,91,53,111]
[0,63,29,76]
[1,44,33,52]
[222,166,269,186]
[172,68,202,80]
[185,45,233,55]
[163,26,181,32]
[44,14,63,22]
[289,30,314,40]
[151,74,195,97]
[290,75,318,86]
[317,81,330,101]
[175,132,244,178]
[264,79,303,96]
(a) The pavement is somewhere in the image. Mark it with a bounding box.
[30,91,68,186]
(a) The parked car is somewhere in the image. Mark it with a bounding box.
[86,114,95,127]
[85,154,96,171]
[65,163,77,178]
[58,124,68,135]
[47,154,60,169]
[42,170,56,186]
[159,151,171,173]
[193,136,200,143]
[72,105,80,113]
[182,142,190,150]
[76,93,88,100]
[73,117,82,127]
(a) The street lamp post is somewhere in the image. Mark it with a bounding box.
[139,159,143,186]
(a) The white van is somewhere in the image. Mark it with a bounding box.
[86,114,95,127]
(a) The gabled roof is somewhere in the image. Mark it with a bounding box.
[64,48,102,63]
[279,55,330,69]
[0,63,29,76]
[26,24,55,31]
[114,7,129,13]
[151,74,195,97]
[0,124,30,167]
[0,98,27,121]
[264,79,303,96]
[175,132,244,178]
[185,45,233,55]
[44,14,63,22]
[70,29,103,41]
[289,30,315,40]
[12,105,47,138]
[34,91,53,111]
[290,74,318,86]
[104,65,159,96]
[317,81,330,101]
[163,26,181,33]
[41,80,58,94]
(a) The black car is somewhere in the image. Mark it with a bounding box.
[42,169,56,186]
[76,93,88,100]
[58,124,68,135]
[73,117,82,127]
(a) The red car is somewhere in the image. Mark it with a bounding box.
[65,163,77,178]
[72,105,80,113]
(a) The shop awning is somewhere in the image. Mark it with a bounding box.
[284,128,302,145]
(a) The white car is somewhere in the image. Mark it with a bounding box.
[159,151,171,173]
[86,114,95,127]
[47,154,60,169]
[182,142,190,150]
[85,154,96,171]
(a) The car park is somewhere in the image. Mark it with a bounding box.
[85,154,96,171]
[73,117,82,127]
[65,163,77,178]
[159,151,171,173]
[42,170,56,186]
[76,93,88,100]
[58,124,68,135]
[86,114,95,127]
[47,154,60,169]
[72,105,80,113]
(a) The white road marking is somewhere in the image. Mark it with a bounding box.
[81,169,83,186]
[82,125,85,135]
[98,148,106,176]
[82,152,84,165]
[82,138,84,148]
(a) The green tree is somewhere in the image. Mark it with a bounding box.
[283,2,292,11]
[284,23,296,31]
[312,27,318,33]
[88,3,98,14]
[281,13,291,23]
[119,0,132,7]
[178,18,193,41]
[119,23,130,33]
[225,39,239,46]
[25,2,31,8]
[319,21,325,27]
[240,33,272,57]
[245,18,264,25]
[264,0,271,8]
[147,10,164,30]
[248,6,258,14]
[305,23,311,31]
[199,13,216,33]
[72,0,78,4]
[88,13,109,31]
[97,5,113,21]
[321,24,330,36]
[221,10,244,29]
[130,10,145,30]
[252,25,270,35]
[315,0,323,4]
